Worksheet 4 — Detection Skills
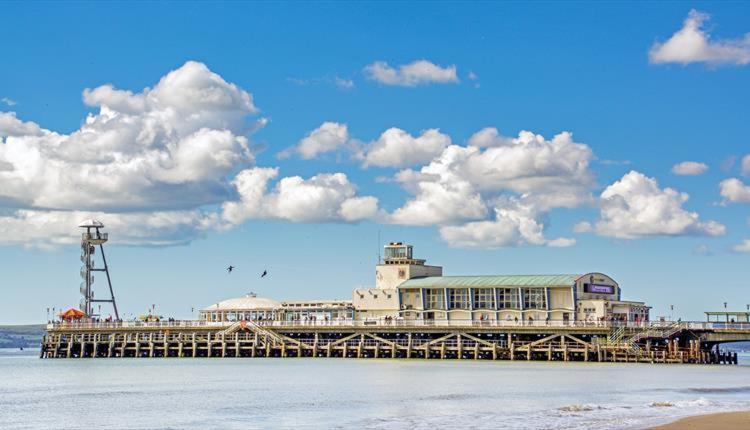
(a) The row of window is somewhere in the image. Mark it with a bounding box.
[422,288,547,310]
[205,309,355,322]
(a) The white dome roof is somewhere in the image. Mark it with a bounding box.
[203,294,281,311]
[79,219,104,228]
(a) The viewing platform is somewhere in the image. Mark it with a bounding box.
[41,319,748,364]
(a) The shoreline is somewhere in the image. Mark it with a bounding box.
[648,411,750,430]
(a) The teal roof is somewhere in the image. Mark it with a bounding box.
[399,274,581,288]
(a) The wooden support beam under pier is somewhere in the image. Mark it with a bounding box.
[41,320,749,364]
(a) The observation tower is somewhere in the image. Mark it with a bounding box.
[79,219,119,319]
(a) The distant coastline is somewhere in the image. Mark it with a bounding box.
[0,325,44,348]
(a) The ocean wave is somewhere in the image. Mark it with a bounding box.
[685,386,750,394]
[558,404,606,412]
[647,397,714,409]
[419,393,480,401]
[670,398,713,408]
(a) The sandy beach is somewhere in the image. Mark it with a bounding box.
[649,411,750,429]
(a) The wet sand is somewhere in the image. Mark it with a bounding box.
[649,411,750,429]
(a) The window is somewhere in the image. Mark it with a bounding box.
[448,288,470,310]
[522,288,546,309]
[398,269,406,279]
[424,289,445,310]
[473,288,495,309]
[385,245,411,260]
[497,288,520,309]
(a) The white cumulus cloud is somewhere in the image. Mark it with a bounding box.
[720,178,750,204]
[387,128,594,248]
[672,161,708,175]
[438,199,575,249]
[732,239,750,253]
[334,77,355,90]
[363,60,459,86]
[0,112,44,137]
[280,121,350,160]
[589,171,725,238]
[0,61,375,247]
[649,9,750,66]
[0,209,220,249]
[741,154,750,176]
[0,61,257,214]
[360,128,451,168]
[221,167,380,224]
[283,123,451,169]
[390,171,487,226]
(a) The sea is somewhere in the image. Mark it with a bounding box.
[1,348,749,429]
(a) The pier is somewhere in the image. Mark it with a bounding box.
[42,227,750,365]
[41,320,746,364]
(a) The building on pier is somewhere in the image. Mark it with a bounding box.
[200,293,354,323]
[201,294,281,322]
[705,311,750,323]
[280,300,354,322]
[354,242,650,323]
[200,242,650,324]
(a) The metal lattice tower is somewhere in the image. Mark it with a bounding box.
[79,219,119,319]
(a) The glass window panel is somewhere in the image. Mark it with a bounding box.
[425,289,445,310]
[473,288,495,309]
[522,288,547,309]
[497,288,520,309]
[448,288,470,310]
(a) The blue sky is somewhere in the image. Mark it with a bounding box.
[1,2,749,324]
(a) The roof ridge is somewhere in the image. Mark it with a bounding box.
[399,274,585,288]
[427,274,581,277]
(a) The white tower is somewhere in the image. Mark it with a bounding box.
[79,219,119,319]
[374,242,443,289]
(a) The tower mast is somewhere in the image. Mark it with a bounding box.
[79,220,119,320]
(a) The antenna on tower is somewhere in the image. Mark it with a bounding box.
[377,229,381,264]
[78,219,119,320]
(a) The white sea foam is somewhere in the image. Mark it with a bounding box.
[558,404,605,412]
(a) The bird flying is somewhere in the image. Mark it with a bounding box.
[261,269,267,278]
[227,265,235,274]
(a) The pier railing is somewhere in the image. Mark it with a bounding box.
[47,320,227,330]
[46,319,750,331]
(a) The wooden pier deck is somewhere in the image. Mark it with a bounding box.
[41,320,747,364]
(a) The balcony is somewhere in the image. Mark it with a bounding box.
[82,232,108,244]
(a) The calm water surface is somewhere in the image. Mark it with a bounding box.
[1,349,749,429]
